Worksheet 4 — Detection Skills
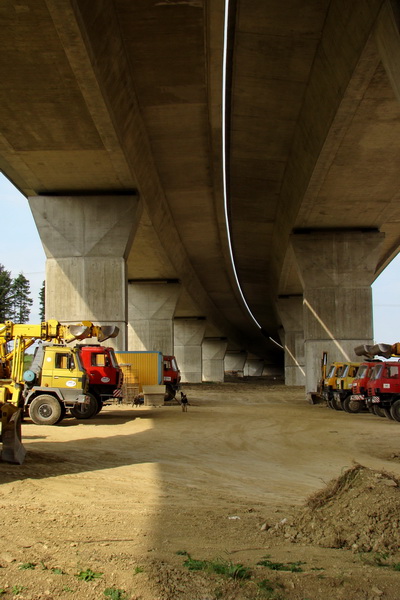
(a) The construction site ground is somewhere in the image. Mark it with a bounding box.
[1,380,400,600]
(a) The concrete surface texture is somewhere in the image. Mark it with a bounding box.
[1,0,400,378]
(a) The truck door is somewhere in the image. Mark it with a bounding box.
[42,349,79,391]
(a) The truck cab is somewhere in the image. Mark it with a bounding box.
[23,344,89,425]
[332,362,360,411]
[323,361,345,408]
[76,345,124,416]
[163,355,181,400]
[349,360,381,413]
[366,360,400,420]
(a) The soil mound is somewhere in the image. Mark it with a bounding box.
[268,464,400,552]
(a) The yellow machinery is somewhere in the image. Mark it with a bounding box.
[331,362,361,410]
[0,320,119,464]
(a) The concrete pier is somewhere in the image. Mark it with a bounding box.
[291,230,385,394]
[174,318,206,383]
[277,295,306,386]
[127,280,181,354]
[29,195,140,349]
[202,338,228,382]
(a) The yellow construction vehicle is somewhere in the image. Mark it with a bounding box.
[0,320,119,464]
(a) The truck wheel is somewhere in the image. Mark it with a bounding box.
[164,384,176,401]
[29,395,63,426]
[372,405,387,418]
[327,396,335,410]
[70,394,98,420]
[343,397,362,413]
[56,403,67,424]
[390,400,400,422]
[95,399,103,415]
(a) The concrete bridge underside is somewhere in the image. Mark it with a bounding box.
[1,0,400,388]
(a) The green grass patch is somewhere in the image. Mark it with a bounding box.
[18,562,36,570]
[183,554,251,580]
[104,587,128,600]
[75,568,103,582]
[257,555,305,572]
[12,585,25,596]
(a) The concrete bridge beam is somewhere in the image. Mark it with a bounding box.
[277,296,306,387]
[291,230,385,395]
[127,280,181,355]
[29,195,140,349]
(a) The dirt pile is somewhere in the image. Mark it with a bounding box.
[268,464,400,552]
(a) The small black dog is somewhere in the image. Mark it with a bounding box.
[132,394,144,407]
[180,391,189,412]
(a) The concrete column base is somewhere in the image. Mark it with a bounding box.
[277,296,305,387]
[174,319,206,383]
[224,351,247,378]
[127,282,181,354]
[202,339,228,382]
[244,358,265,377]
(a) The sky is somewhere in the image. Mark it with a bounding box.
[0,172,399,342]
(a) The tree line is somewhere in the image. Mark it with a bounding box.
[0,264,45,323]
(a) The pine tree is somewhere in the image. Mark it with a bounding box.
[39,280,45,321]
[0,264,13,321]
[10,273,33,323]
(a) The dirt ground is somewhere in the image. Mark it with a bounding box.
[1,380,400,600]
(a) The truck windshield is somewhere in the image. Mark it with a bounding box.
[108,349,119,368]
[385,364,400,378]
[341,365,350,378]
[326,365,336,378]
[370,365,383,380]
[74,351,83,372]
[355,364,368,379]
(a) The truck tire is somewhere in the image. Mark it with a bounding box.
[70,394,98,420]
[390,399,400,422]
[29,395,63,426]
[164,384,176,401]
[343,396,362,413]
[372,405,387,418]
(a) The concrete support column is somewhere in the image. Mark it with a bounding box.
[291,230,385,394]
[244,356,265,377]
[127,281,181,354]
[224,351,247,378]
[277,296,306,386]
[202,338,228,382]
[29,195,140,349]
[174,318,206,383]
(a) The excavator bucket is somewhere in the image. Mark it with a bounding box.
[354,344,375,357]
[1,405,26,465]
[67,325,91,341]
[97,325,119,342]
[369,344,393,359]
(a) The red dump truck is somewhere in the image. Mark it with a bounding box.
[72,344,123,418]
[115,351,181,402]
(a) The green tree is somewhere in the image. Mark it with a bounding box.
[39,280,45,321]
[10,273,33,323]
[0,264,13,321]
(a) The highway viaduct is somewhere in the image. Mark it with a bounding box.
[1,0,400,393]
